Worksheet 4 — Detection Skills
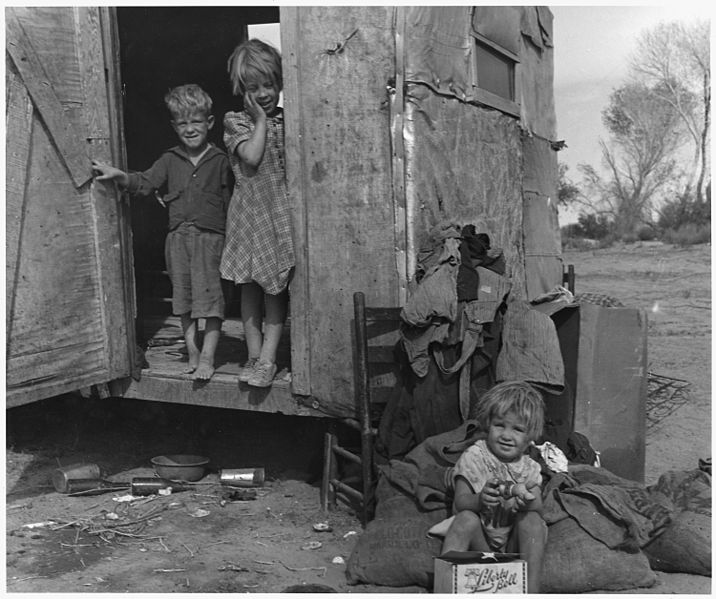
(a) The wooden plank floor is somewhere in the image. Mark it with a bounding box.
[139,316,292,380]
[111,315,324,416]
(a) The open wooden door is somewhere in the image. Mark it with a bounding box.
[281,7,400,417]
[6,7,135,407]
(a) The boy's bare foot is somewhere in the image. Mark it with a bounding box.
[184,345,201,376]
[183,355,200,375]
[193,360,215,381]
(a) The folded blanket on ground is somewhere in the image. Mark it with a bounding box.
[647,468,711,515]
[377,419,486,510]
[541,466,672,551]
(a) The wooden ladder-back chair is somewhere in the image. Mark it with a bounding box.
[320,292,402,526]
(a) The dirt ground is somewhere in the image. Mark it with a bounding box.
[563,242,712,487]
[4,242,711,595]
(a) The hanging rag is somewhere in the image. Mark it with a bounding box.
[495,296,565,394]
[433,267,511,419]
[401,238,461,327]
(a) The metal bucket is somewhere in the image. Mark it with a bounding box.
[52,463,101,493]
[219,468,265,487]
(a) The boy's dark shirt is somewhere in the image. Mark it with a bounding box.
[126,144,233,234]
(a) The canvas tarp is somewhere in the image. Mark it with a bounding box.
[402,85,527,296]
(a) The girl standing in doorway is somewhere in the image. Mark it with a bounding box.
[221,39,294,387]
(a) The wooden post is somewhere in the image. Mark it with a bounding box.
[563,264,576,294]
[354,292,373,526]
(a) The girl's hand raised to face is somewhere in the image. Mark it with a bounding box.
[243,91,266,123]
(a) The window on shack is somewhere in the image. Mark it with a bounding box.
[470,6,520,117]
[474,36,516,101]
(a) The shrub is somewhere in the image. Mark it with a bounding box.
[658,191,711,231]
[665,224,711,246]
[636,225,658,241]
[560,213,616,248]
[578,213,613,240]
[598,232,618,248]
[662,223,711,246]
[562,237,599,251]
[561,223,583,239]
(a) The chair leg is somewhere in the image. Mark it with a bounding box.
[360,430,373,526]
[321,432,339,511]
[354,291,373,526]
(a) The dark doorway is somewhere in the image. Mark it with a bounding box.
[116,6,279,325]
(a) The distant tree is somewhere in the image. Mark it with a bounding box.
[630,20,711,202]
[578,81,689,238]
[577,213,613,240]
[557,162,582,206]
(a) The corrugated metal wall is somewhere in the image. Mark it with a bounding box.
[6,7,133,406]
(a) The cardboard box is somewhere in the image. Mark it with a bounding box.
[434,551,527,594]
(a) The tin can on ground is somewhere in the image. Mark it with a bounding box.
[219,468,265,487]
[52,463,102,493]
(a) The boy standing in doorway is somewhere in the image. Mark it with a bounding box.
[93,84,233,381]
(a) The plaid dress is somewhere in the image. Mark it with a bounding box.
[220,108,295,295]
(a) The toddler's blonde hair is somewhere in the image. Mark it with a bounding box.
[227,38,282,96]
[164,84,213,119]
[474,381,545,443]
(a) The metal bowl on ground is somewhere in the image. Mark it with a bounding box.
[150,455,209,482]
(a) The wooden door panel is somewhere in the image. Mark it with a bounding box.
[5,7,134,407]
[281,7,398,416]
[5,10,92,187]
[5,60,33,331]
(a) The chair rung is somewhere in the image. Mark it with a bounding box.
[318,292,402,525]
[330,478,364,501]
[339,418,361,431]
[366,347,396,363]
[365,307,403,321]
[332,445,362,464]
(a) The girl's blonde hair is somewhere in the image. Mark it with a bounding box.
[474,381,545,442]
[227,38,282,96]
[164,84,213,119]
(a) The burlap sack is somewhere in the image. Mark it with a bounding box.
[643,510,711,576]
[345,509,445,588]
[541,517,656,593]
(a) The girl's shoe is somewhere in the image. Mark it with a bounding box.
[248,360,277,388]
[238,357,259,383]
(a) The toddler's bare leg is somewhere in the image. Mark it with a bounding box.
[442,511,490,554]
[180,313,200,373]
[194,317,222,380]
[515,510,547,593]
